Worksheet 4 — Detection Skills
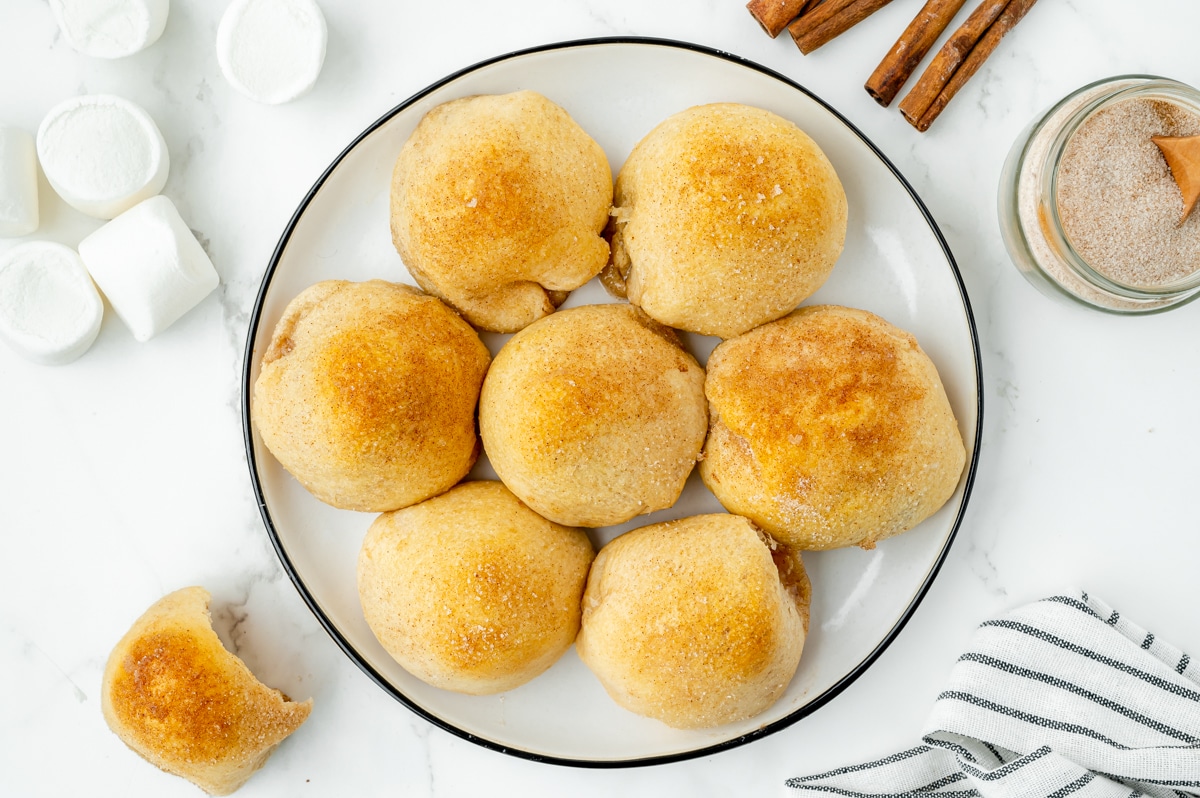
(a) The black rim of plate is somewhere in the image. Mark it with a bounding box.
[241,35,984,769]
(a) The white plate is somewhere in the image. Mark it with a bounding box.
[242,37,982,767]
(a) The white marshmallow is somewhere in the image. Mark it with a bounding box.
[0,242,103,365]
[37,94,169,220]
[48,0,170,59]
[0,127,39,238]
[217,0,327,105]
[78,195,218,342]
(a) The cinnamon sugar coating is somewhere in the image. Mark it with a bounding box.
[479,303,707,527]
[357,481,594,695]
[605,103,847,338]
[576,513,810,729]
[390,91,612,333]
[252,280,490,512]
[1057,97,1200,287]
[700,305,965,550]
[101,587,311,795]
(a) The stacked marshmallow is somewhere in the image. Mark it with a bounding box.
[0,242,103,365]
[37,94,170,220]
[217,0,327,104]
[0,127,39,237]
[79,196,219,343]
[0,94,218,364]
[48,0,170,59]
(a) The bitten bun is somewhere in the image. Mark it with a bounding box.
[605,103,847,338]
[251,280,491,512]
[101,587,311,796]
[479,303,707,527]
[576,513,810,729]
[357,481,595,695]
[701,305,966,550]
[390,90,613,332]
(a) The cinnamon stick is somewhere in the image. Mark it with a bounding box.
[748,0,811,38]
[897,0,1010,122]
[899,0,1040,131]
[865,0,968,107]
[787,0,897,55]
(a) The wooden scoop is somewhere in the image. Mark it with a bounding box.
[1152,134,1200,225]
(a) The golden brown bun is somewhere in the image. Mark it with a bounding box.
[101,587,311,796]
[391,91,613,332]
[701,305,966,550]
[576,514,809,729]
[479,303,707,527]
[605,103,847,338]
[251,280,491,512]
[358,481,595,695]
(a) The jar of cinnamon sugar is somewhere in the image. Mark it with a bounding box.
[999,76,1200,313]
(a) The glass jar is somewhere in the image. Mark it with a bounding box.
[998,75,1200,314]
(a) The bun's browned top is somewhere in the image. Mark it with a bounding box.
[391,91,613,332]
[576,513,809,729]
[480,303,707,527]
[607,103,847,338]
[701,305,965,550]
[357,481,594,695]
[713,306,923,477]
[101,588,311,796]
[252,280,490,512]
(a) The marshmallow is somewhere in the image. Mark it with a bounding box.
[78,195,218,342]
[48,0,169,59]
[217,0,327,105]
[37,94,169,220]
[0,242,103,365]
[0,127,39,238]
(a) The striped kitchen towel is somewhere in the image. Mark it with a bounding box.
[786,593,1200,797]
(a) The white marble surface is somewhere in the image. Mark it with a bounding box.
[2,1,1199,796]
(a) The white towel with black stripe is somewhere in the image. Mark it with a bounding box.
[786,593,1200,798]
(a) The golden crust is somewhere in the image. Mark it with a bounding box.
[101,587,311,796]
[357,481,595,695]
[391,91,613,332]
[576,514,809,729]
[606,103,848,338]
[251,280,491,512]
[700,305,966,550]
[479,303,707,527]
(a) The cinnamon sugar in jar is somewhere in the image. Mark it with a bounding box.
[999,76,1200,313]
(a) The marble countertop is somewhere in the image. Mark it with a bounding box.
[4,1,1199,795]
